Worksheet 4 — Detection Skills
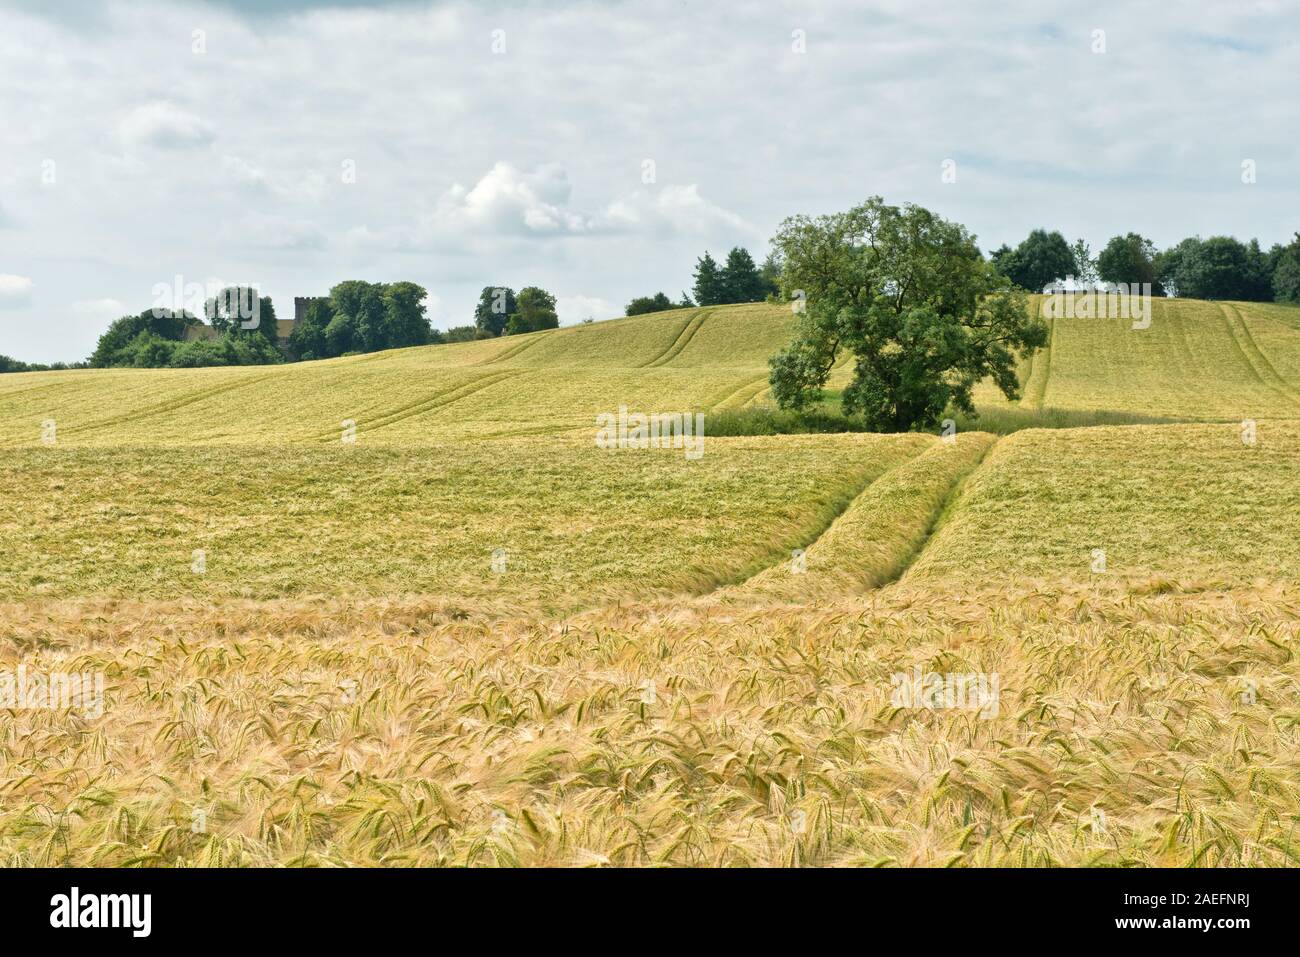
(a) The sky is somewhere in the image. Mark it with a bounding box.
[0,0,1297,363]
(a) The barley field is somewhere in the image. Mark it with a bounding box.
[6,298,1298,451]
[0,434,928,606]
[2,297,1300,867]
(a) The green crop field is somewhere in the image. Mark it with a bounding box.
[2,296,1300,867]
[0,434,929,606]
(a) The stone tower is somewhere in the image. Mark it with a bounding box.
[294,296,328,324]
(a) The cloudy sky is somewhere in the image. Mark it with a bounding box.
[0,0,1297,363]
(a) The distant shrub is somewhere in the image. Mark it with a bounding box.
[625,292,675,316]
[169,333,283,368]
[704,405,870,436]
[442,325,479,343]
[707,400,1187,438]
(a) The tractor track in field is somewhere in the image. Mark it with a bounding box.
[716,433,1000,602]
[0,380,70,404]
[478,332,551,366]
[710,376,771,410]
[312,370,524,441]
[1219,303,1300,409]
[640,309,711,368]
[1020,313,1053,409]
[11,371,283,445]
[891,437,999,586]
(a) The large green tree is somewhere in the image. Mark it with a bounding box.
[473,286,517,337]
[204,286,278,342]
[1273,234,1300,303]
[768,197,1047,433]
[692,252,725,306]
[992,229,1076,292]
[1096,233,1163,294]
[287,298,334,360]
[1158,236,1271,300]
[759,252,783,299]
[89,309,201,367]
[292,280,433,357]
[1242,239,1276,302]
[505,286,559,335]
[382,281,433,348]
[719,246,767,303]
[329,280,387,352]
[625,292,675,316]
[1070,238,1097,284]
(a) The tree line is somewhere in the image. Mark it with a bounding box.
[990,229,1300,302]
[288,281,434,359]
[624,246,781,316]
[768,199,1300,434]
[12,222,1300,375]
[458,286,560,341]
[0,354,87,373]
[85,281,437,369]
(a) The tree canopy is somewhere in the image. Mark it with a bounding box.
[89,308,202,368]
[204,286,278,342]
[1273,234,1300,303]
[288,280,433,359]
[505,286,559,335]
[990,229,1076,292]
[1156,236,1274,301]
[691,247,774,306]
[692,252,725,306]
[625,292,675,316]
[719,247,768,303]
[473,286,517,337]
[768,197,1047,433]
[1096,233,1163,294]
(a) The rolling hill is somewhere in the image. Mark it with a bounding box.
[3,296,1299,604]
[2,295,1300,868]
[4,296,1299,450]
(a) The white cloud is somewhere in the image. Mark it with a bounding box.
[220,214,327,250]
[603,184,751,237]
[72,298,127,320]
[119,102,216,150]
[222,154,267,190]
[352,164,750,253]
[0,274,34,306]
[423,291,443,324]
[436,163,595,236]
[2,0,1298,362]
[223,156,329,203]
[557,294,617,326]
